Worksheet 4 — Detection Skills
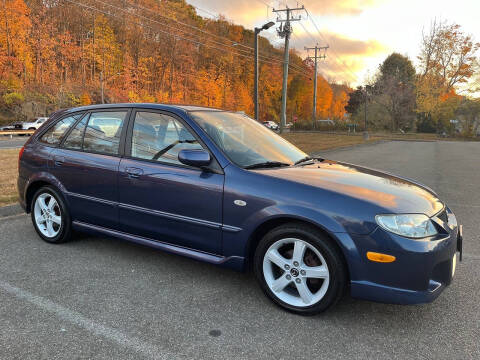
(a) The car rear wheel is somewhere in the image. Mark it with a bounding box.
[254,223,347,315]
[31,186,71,244]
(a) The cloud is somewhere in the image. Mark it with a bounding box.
[304,0,383,16]
[290,30,386,84]
[186,0,387,84]
[293,30,385,56]
[187,0,383,21]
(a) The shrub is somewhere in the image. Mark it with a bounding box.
[3,92,25,106]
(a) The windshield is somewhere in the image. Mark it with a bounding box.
[190,111,307,168]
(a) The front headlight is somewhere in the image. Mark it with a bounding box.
[375,214,437,239]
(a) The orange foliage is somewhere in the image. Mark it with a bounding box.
[0,0,348,121]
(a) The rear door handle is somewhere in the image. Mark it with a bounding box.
[125,167,143,178]
[54,155,65,167]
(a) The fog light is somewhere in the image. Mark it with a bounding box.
[366,252,396,263]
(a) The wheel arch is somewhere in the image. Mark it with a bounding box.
[245,217,350,282]
[25,178,66,213]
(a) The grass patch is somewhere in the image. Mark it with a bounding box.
[0,149,19,207]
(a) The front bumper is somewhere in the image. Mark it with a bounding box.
[342,208,462,304]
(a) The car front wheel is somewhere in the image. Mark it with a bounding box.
[254,223,347,315]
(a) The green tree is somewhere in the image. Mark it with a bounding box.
[373,53,417,131]
[345,86,364,115]
[456,98,480,136]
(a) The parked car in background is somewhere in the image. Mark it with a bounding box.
[18,104,463,315]
[263,120,279,130]
[0,124,15,131]
[14,117,49,130]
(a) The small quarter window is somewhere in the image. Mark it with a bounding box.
[39,114,83,145]
[63,116,88,150]
[131,112,203,165]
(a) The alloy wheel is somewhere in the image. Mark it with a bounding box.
[34,193,62,238]
[262,238,330,307]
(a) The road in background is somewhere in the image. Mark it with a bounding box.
[0,141,479,359]
[0,137,28,149]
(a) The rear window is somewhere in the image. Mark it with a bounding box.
[39,113,84,145]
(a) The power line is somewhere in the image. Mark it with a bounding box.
[305,44,329,126]
[129,1,254,52]
[93,0,310,75]
[62,0,313,78]
[273,4,306,132]
[304,8,358,83]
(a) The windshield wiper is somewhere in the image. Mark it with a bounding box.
[294,156,314,165]
[244,161,291,169]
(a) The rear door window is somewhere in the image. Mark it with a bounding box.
[82,111,127,155]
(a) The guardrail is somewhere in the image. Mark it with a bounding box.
[0,130,35,136]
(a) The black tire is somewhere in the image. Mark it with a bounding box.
[31,186,72,244]
[254,223,347,315]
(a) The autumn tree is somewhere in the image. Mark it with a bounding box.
[419,20,479,90]
[416,20,479,130]
[0,0,31,81]
[0,0,338,126]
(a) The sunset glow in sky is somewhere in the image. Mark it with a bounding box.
[187,0,479,86]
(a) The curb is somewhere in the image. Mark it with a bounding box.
[0,203,23,218]
[389,139,437,143]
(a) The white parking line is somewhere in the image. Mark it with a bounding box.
[0,279,182,360]
[0,213,27,221]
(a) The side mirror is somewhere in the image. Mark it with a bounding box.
[178,149,211,168]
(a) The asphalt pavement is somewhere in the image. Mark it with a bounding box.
[0,140,479,359]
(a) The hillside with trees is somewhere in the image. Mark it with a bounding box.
[0,0,349,124]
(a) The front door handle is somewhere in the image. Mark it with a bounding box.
[125,167,144,178]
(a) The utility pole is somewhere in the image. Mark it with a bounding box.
[363,87,369,140]
[273,5,304,133]
[100,70,104,104]
[254,22,275,121]
[305,44,328,129]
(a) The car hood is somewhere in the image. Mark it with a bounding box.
[257,160,444,216]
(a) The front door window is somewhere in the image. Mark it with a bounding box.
[131,112,203,165]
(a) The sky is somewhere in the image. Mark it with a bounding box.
[186,0,480,88]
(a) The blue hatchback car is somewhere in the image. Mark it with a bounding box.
[18,104,463,314]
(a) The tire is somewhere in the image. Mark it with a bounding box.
[254,223,347,315]
[31,186,71,244]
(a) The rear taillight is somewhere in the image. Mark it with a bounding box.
[18,146,25,168]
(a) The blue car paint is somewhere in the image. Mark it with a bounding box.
[18,103,461,305]
[117,157,224,254]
